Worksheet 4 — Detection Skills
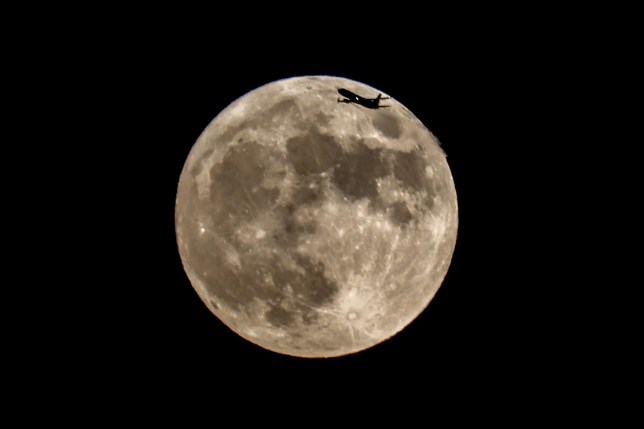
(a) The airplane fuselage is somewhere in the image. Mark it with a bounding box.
[337,88,388,109]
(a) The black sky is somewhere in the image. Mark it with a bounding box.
[7,5,633,420]
[48,28,600,413]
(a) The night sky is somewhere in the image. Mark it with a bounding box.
[53,27,594,413]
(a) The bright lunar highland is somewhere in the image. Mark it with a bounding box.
[175,76,458,357]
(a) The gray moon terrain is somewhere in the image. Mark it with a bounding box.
[175,76,458,357]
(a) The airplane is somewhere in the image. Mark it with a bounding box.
[337,88,390,109]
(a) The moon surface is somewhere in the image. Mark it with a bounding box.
[175,76,458,357]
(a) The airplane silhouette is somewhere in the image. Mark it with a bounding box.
[337,88,390,109]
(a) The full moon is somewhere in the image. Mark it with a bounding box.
[175,76,458,357]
